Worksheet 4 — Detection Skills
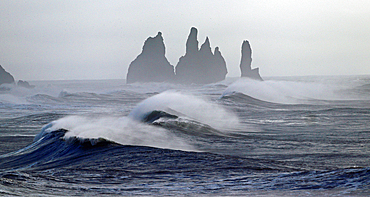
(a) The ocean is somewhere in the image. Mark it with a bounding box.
[0,76,369,196]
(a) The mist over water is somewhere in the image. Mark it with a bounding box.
[223,76,369,104]
[32,91,242,152]
[1,76,370,196]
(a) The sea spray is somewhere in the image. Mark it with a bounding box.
[1,77,370,196]
[40,115,195,151]
[129,91,240,131]
[223,78,345,104]
[33,91,241,152]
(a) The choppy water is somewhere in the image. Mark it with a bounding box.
[0,76,369,196]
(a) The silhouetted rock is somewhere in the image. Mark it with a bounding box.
[240,40,263,81]
[17,80,35,89]
[213,47,228,82]
[0,65,15,85]
[175,27,228,84]
[186,27,198,56]
[126,32,175,83]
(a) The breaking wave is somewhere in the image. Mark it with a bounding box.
[222,78,355,104]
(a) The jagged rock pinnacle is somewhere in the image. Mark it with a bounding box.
[126,32,175,83]
[239,40,263,81]
[175,27,228,84]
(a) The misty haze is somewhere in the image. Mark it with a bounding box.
[1,1,370,196]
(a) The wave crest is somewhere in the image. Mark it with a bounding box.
[37,115,195,152]
[223,78,344,104]
[129,91,240,131]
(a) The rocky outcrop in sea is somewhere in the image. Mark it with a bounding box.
[126,32,175,84]
[126,28,262,84]
[0,65,34,89]
[239,40,263,81]
[175,27,227,84]
[0,65,15,85]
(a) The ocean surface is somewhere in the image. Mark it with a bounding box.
[0,76,369,196]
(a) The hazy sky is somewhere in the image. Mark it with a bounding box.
[1,0,369,80]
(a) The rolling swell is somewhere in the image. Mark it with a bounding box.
[0,112,66,154]
[0,128,369,195]
[0,127,295,196]
[0,128,280,172]
[1,78,370,195]
[0,129,118,171]
[221,91,283,108]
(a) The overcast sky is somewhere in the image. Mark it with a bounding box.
[1,0,369,81]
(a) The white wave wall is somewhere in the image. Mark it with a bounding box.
[39,115,196,151]
[129,91,240,130]
[223,78,348,104]
[35,91,241,152]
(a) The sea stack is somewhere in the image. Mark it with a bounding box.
[175,27,227,84]
[126,32,175,83]
[0,65,15,85]
[17,80,35,88]
[239,40,263,81]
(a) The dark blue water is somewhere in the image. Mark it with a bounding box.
[1,76,370,196]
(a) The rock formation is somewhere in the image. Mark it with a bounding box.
[17,80,35,88]
[126,28,265,84]
[0,65,15,85]
[212,47,228,82]
[175,27,227,84]
[126,32,175,83]
[239,40,263,81]
[0,65,35,89]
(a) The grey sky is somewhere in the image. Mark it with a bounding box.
[1,0,369,80]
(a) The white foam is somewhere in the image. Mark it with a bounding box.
[129,91,240,131]
[41,115,196,151]
[0,82,64,105]
[0,84,31,104]
[223,78,345,104]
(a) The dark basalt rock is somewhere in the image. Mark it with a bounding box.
[0,65,15,85]
[126,32,175,83]
[0,65,35,89]
[240,40,263,81]
[175,27,227,84]
[212,47,228,83]
[126,28,264,84]
[185,27,199,56]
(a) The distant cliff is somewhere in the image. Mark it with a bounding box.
[126,32,175,83]
[175,27,227,84]
[0,65,15,85]
[239,40,263,81]
[0,65,34,89]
